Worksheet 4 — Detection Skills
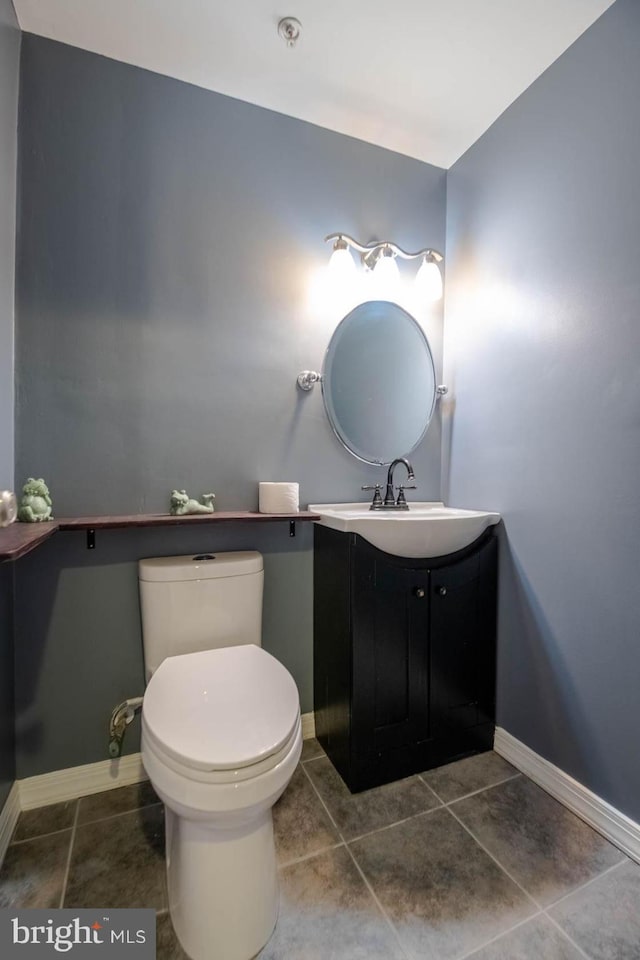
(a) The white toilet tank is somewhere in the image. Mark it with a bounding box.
[139,551,264,680]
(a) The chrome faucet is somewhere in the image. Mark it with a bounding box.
[362,458,417,511]
[384,458,416,508]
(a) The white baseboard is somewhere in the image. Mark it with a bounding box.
[19,753,147,811]
[494,726,640,865]
[17,711,317,811]
[301,710,316,741]
[0,783,21,864]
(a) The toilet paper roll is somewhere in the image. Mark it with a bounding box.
[0,490,17,528]
[259,482,299,514]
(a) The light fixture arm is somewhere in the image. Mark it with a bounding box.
[325,233,443,268]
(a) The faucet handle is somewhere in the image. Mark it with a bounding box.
[395,484,416,508]
[362,484,383,509]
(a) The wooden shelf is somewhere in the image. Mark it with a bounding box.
[56,511,318,530]
[0,521,59,561]
[0,511,320,562]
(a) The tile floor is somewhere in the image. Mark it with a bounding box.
[1,743,639,959]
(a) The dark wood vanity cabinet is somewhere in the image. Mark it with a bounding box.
[313,525,498,792]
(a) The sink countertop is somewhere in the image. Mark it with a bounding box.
[309,501,501,558]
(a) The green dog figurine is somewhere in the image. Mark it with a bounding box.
[169,490,216,516]
[18,477,54,522]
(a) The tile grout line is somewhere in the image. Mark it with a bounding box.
[446,804,542,910]
[307,752,520,810]
[278,841,345,871]
[342,794,551,960]
[299,765,412,958]
[10,825,76,847]
[299,764,413,960]
[301,761,527,854]
[543,913,593,960]
[10,801,162,845]
[343,843,414,960]
[427,763,629,960]
[75,801,163,830]
[302,762,446,846]
[542,857,628,911]
[452,909,544,960]
[300,755,327,770]
[304,751,519,808]
[58,802,80,908]
[444,804,601,959]
[416,776,445,807]
[419,771,522,806]
[416,773,456,805]
[346,803,443,845]
[299,763,344,839]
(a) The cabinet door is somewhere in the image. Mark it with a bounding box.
[352,548,430,757]
[430,537,497,735]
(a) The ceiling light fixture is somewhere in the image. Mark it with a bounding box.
[325,233,444,301]
[278,17,302,48]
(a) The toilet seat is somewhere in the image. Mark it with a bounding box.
[142,710,302,819]
[142,714,301,786]
[142,644,300,774]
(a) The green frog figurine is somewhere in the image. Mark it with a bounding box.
[169,490,216,516]
[18,477,54,522]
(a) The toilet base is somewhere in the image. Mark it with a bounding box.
[166,807,279,960]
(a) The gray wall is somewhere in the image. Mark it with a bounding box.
[0,0,19,811]
[14,524,312,777]
[0,566,15,809]
[15,36,446,777]
[444,0,640,821]
[0,0,19,489]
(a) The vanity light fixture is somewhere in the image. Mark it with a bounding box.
[325,233,444,301]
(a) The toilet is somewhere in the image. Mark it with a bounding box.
[138,551,302,960]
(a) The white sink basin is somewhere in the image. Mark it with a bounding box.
[309,501,501,559]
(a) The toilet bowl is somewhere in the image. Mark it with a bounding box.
[138,554,302,960]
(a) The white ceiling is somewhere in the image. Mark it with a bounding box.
[13,0,615,169]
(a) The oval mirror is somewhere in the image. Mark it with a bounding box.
[322,300,436,465]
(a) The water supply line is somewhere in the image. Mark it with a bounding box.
[108,697,143,758]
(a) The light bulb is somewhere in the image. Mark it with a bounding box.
[416,256,443,302]
[372,251,399,299]
[327,244,356,280]
[323,239,358,313]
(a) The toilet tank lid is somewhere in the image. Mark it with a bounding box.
[139,551,263,582]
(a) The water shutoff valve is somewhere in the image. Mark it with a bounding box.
[108,698,143,758]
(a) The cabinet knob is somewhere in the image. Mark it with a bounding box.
[414,587,425,598]
[437,586,447,596]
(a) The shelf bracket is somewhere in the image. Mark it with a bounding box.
[87,528,96,550]
[289,521,296,538]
